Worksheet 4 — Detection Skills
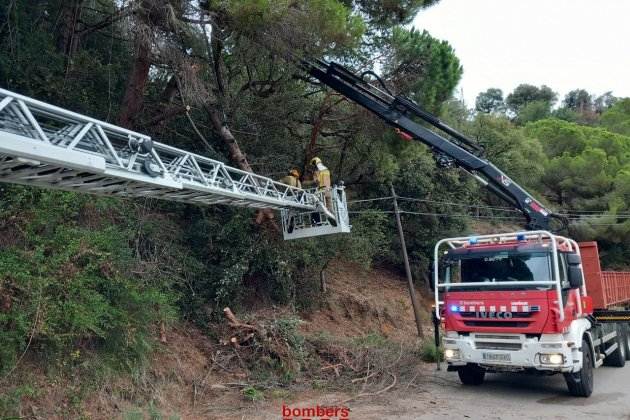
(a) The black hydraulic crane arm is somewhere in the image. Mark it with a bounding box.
[301,59,563,231]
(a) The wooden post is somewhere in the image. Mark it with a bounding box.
[390,184,424,339]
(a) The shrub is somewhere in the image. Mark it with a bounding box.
[0,189,179,374]
[242,386,265,401]
[419,339,443,362]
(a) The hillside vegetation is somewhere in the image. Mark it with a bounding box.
[1,0,629,417]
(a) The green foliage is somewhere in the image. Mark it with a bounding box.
[601,98,630,136]
[222,0,365,55]
[506,84,557,113]
[0,189,196,374]
[0,1,128,117]
[123,405,180,420]
[393,144,475,271]
[552,107,581,123]
[350,0,439,27]
[525,119,630,208]
[419,339,442,362]
[594,92,618,114]
[563,89,593,112]
[524,119,587,158]
[386,27,463,112]
[516,100,552,124]
[334,211,389,267]
[352,332,389,347]
[521,118,630,266]
[0,384,38,418]
[242,316,310,384]
[475,88,505,114]
[242,386,265,401]
[472,114,545,190]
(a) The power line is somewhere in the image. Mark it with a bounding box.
[349,195,521,212]
[396,196,522,213]
[347,196,394,204]
[348,209,521,220]
[348,210,395,214]
[348,209,630,226]
[564,214,630,219]
[400,210,521,220]
[563,209,630,214]
[349,195,630,219]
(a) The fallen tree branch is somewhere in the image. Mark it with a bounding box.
[338,373,397,404]
[351,371,377,384]
[321,363,344,377]
[405,369,422,390]
[223,307,259,332]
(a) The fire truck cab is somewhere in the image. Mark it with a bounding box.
[434,231,629,397]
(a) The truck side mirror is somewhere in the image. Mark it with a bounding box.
[568,266,584,289]
[567,253,582,266]
[567,253,583,289]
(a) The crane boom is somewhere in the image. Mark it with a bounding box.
[301,59,562,231]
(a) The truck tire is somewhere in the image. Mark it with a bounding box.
[458,364,485,386]
[605,327,626,367]
[564,339,593,397]
[624,324,630,361]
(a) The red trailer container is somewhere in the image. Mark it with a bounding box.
[579,241,630,309]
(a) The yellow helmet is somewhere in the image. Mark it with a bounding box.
[289,168,300,178]
[310,157,322,166]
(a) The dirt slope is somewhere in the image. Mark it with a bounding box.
[2,259,434,419]
[301,261,434,340]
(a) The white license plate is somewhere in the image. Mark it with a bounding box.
[482,352,511,362]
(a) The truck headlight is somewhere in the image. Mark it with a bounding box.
[540,353,564,365]
[444,348,460,360]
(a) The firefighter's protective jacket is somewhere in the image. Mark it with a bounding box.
[313,162,331,189]
[279,175,301,188]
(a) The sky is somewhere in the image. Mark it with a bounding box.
[413,0,630,107]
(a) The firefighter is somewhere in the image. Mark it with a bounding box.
[303,157,331,189]
[307,156,332,211]
[310,157,331,190]
[279,168,302,188]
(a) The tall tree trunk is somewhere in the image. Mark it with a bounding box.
[206,107,253,172]
[56,0,84,58]
[205,105,278,228]
[119,33,151,128]
[202,23,277,228]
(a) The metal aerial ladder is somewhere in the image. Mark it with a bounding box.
[0,88,350,240]
[298,59,567,231]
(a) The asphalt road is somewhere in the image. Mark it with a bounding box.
[253,363,630,419]
[345,363,630,419]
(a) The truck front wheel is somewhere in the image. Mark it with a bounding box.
[564,339,593,397]
[458,364,485,386]
[624,324,630,361]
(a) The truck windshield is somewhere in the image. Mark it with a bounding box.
[444,251,553,290]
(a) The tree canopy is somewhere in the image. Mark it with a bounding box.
[506,83,557,112]
[0,0,470,378]
[475,88,505,114]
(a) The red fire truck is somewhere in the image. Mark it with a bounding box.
[435,231,630,397]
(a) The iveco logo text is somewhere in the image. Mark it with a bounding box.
[476,311,513,319]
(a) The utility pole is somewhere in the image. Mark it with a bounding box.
[390,184,424,339]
